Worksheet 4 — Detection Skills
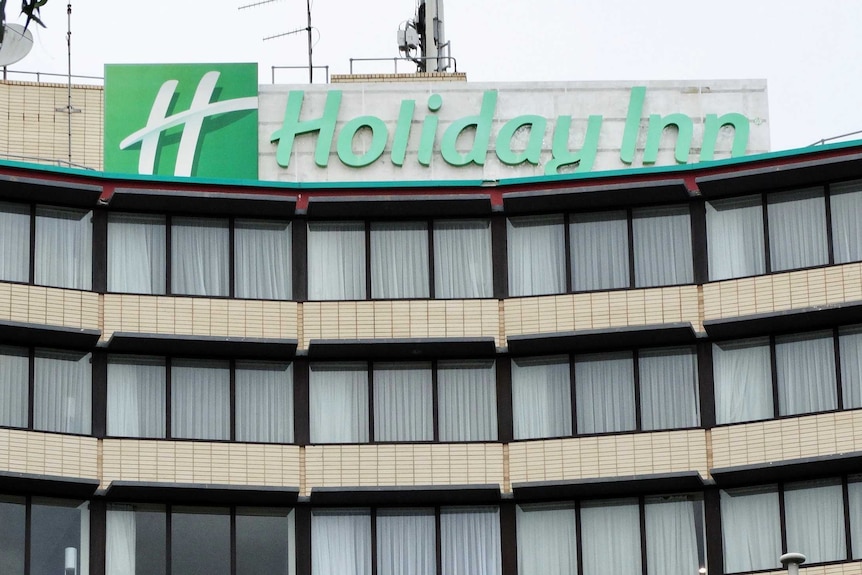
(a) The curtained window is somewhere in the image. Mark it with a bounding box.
[512,356,571,440]
[309,363,369,444]
[106,503,165,575]
[235,361,294,443]
[645,495,705,575]
[569,210,629,291]
[516,503,577,575]
[632,205,692,288]
[706,195,765,280]
[106,355,166,438]
[433,219,492,299]
[639,346,699,430]
[0,345,28,428]
[0,201,30,283]
[371,222,429,299]
[849,476,862,559]
[171,217,229,296]
[312,509,371,575]
[720,486,781,572]
[831,179,862,264]
[580,499,641,575]
[840,325,862,409]
[107,213,166,294]
[235,219,292,300]
[377,509,435,575]
[775,331,837,416]
[33,350,92,435]
[784,479,846,563]
[35,206,92,290]
[767,187,828,271]
[437,360,497,442]
[170,359,230,440]
[440,507,501,575]
[373,363,433,442]
[575,351,635,434]
[308,222,366,300]
[712,338,773,424]
[507,215,566,296]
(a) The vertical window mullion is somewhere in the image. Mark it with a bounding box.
[165,215,173,295]
[825,183,835,265]
[574,502,584,575]
[166,505,172,575]
[24,497,31,575]
[27,348,34,430]
[778,483,788,554]
[844,476,853,559]
[229,360,236,442]
[564,213,572,293]
[432,360,439,442]
[835,329,845,410]
[230,508,237,575]
[761,193,772,273]
[229,217,236,298]
[638,496,648,575]
[365,221,372,300]
[435,507,442,575]
[368,362,375,443]
[371,509,378,575]
[770,336,780,419]
[165,357,173,439]
[428,220,435,299]
[28,204,36,285]
[569,354,577,436]
[633,349,642,431]
[626,208,635,288]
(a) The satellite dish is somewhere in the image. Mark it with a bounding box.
[0,24,34,67]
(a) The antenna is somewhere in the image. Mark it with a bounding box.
[54,3,81,167]
[398,0,451,73]
[239,0,314,84]
[0,23,34,69]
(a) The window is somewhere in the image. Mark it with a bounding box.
[0,345,28,428]
[507,215,566,297]
[309,361,497,444]
[171,217,230,296]
[171,359,230,440]
[0,495,25,575]
[516,503,577,575]
[433,220,493,298]
[35,206,92,290]
[107,355,166,438]
[107,213,166,294]
[575,351,636,435]
[370,222,429,299]
[784,479,846,563]
[512,356,571,439]
[307,222,366,300]
[831,179,862,264]
[768,187,829,272]
[581,499,642,575]
[638,346,699,430]
[632,205,693,288]
[235,361,294,443]
[720,486,781,573]
[705,195,765,281]
[31,498,90,575]
[775,330,836,416]
[840,325,862,409]
[34,349,92,434]
[569,211,629,291]
[235,219,292,300]
[0,201,30,283]
[712,337,773,425]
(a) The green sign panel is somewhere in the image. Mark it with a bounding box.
[104,63,259,179]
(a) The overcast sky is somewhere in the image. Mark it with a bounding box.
[4,0,861,152]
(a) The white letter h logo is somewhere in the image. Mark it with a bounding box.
[119,71,258,177]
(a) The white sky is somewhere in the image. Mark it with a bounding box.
[4,0,861,152]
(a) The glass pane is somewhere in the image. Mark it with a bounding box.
[633,205,693,288]
[170,359,230,440]
[0,201,30,283]
[775,331,837,416]
[35,206,92,290]
[377,509,435,575]
[107,355,166,438]
[309,363,369,443]
[516,503,577,575]
[512,357,571,440]
[570,210,629,291]
[575,351,635,434]
[236,508,294,575]
[580,499,641,575]
[440,507,501,575]
[0,345,28,428]
[639,346,699,430]
[30,498,89,575]
[720,486,781,572]
[768,187,828,271]
[171,217,229,296]
[784,479,846,563]
[849,477,862,559]
[171,507,230,575]
[371,222,429,299]
[507,215,565,296]
[34,350,92,434]
[106,503,166,575]
[235,361,294,443]
[373,363,433,442]
[706,195,765,280]
[831,179,862,264]
[841,325,862,409]
[437,360,497,442]
[235,219,292,300]
[713,338,773,424]
[645,495,705,575]
[307,222,366,300]
[311,509,371,575]
[433,219,492,299]
[0,495,25,575]
[107,213,166,294]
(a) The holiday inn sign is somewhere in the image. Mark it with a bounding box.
[104,64,769,182]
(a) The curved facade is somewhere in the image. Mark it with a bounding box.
[1,137,862,575]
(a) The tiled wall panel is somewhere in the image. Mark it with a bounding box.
[0,428,99,479]
[0,283,100,331]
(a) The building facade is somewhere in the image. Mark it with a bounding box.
[1,73,861,575]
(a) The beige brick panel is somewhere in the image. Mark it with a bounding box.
[102,294,298,342]
[503,286,701,343]
[752,562,862,575]
[0,428,99,479]
[304,443,504,496]
[101,439,301,490]
[703,262,862,321]
[508,430,708,486]
[711,411,862,470]
[0,283,100,332]
[302,300,500,349]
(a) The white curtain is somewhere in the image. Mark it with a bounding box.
[171,217,229,296]
[371,222,429,299]
[235,361,293,443]
[775,331,837,416]
[831,180,862,264]
[632,205,693,288]
[440,507,501,575]
[645,496,702,575]
[712,338,773,424]
[511,357,571,440]
[580,499,641,575]
[784,479,846,563]
[312,510,371,575]
[33,350,92,434]
[170,359,230,440]
[308,222,366,300]
[575,351,636,434]
[309,363,369,443]
[235,219,292,300]
[107,213,166,294]
[0,201,30,283]
[840,326,862,409]
[433,220,492,299]
[106,505,136,575]
[106,355,166,438]
[720,486,781,573]
[848,478,862,559]
[373,363,432,442]
[516,503,577,575]
[706,195,765,280]
[0,345,28,428]
[507,215,565,296]
[437,360,497,442]
[569,210,629,291]
[35,206,92,290]
[639,347,699,430]
[767,187,829,271]
[377,509,435,575]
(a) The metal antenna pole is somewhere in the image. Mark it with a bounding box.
[55,2,80,166]
[305,0,312,83]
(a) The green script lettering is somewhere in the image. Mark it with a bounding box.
[271,90,341,168]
